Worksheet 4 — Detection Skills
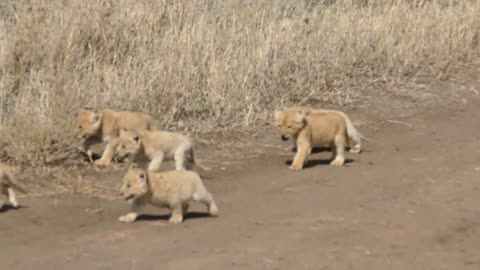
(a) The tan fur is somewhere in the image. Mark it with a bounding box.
[0,163,26,210]
[116,129,208,172]
[74,108,156,165]
[274,109,348,170]
[119,167,219,224]
[285,106,363,153]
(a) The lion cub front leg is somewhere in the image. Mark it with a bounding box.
[80,139,94,162]
[95,139,119,165]
[7,188,18,208]
[168,203,184,224]
[290,142,311,170]
[148,152,165,172]
[119,200,143,223]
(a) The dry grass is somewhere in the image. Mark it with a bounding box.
[0,0,479,166]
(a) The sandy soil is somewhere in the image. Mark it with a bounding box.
[2,89,480,270]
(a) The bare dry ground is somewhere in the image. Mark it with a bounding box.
[2,75,480,270]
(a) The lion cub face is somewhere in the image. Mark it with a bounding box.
[117,129,142,160]
[274,110,308,140]
[120,168,149,201]
[74,109,102,140]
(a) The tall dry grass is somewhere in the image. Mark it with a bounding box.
[0,0,479,165]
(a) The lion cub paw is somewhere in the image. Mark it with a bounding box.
[330,157,345,166]
[289,163,303,171]
[349,146,361,154]
[209,203,219,216]
[119,213,137,223]
[169,214,184,224]
[95,159,112,165]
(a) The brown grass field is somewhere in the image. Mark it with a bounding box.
[0,0,479,167]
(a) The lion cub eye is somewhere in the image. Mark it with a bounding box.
[78,125,82,129]
[121,145,126,149]
[287,125,292,129]
[126,184,131,188]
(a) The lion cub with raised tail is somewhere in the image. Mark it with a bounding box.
[74,108,156,165]
[116,129,206,172]
[119,167,219,224]
[274,109,348,170]
[0,163,27,210]
[284,106,363,153]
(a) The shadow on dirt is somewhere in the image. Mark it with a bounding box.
[0,205,27,213]
[285,158,354,168]
[135,211,214,222]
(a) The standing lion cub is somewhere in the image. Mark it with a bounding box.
[0,163,26,210]
[74,108,156,165]
[274,109,348,170]
[116,129,206,172]
[119,167,219,224]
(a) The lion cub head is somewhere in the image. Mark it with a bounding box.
[117,129,143,161]
[74,108,102,140]
[120,167,149,201]
[274,109,309,141]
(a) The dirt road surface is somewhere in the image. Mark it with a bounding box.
[2,95,480,270]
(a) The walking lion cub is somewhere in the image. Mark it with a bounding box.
[0,163,26,210]
[74,108,156,165]
[119,167,219,224]
[284,106,363,153]
[274,109,348,170]
[116,129,205,172]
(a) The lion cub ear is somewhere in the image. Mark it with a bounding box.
[138,172,148,187]
[295,110,308,123]
[91,111,101,122]
[274,110,284,121]
[132,135,141,144]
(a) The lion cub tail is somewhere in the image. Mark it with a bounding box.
[187,147,212,172]
[324,110,364,153]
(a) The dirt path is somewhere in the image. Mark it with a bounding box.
[2,97,480,270]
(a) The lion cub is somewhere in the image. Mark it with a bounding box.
[74,108,156,165]
[0,163,26,210]
[274,109,348,170]
[116,129,204,171]
[119,167,219,224]
[284,106,363,153]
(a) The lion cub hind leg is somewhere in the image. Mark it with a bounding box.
[169,203,184,224]
[194,191,219,216]
[330,135,346,166]
[174,146,191,170]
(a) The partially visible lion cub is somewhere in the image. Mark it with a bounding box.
[274,109,348,170]
[0,163,26,210]
[284,106,363,153]
[119,167,219,224]
[74,108,156,165]
[116,129,207,172]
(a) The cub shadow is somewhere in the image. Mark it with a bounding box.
[285,158,354,168]
[291,146,357,153]
[135,211,212,222]
[0,205,27,213]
